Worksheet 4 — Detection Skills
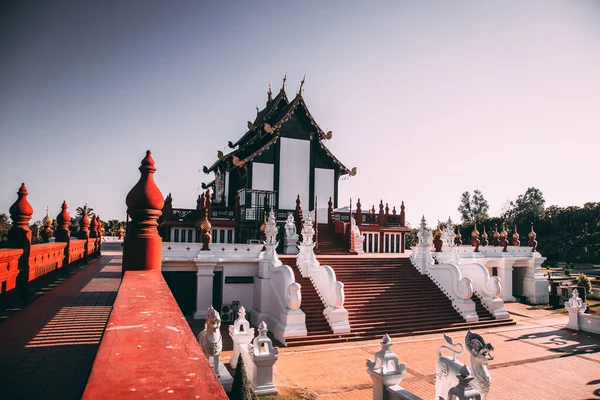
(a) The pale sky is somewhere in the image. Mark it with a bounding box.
[1,1,599,227]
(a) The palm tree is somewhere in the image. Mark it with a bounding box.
[75,206,94,219]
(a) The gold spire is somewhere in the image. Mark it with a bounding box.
[200,215,212,232]
[43,205,52,227]
[471,221,479,237]
[493,225,500,239]
[500,223,508,238]
[512,225,520,240]
[529,223,537,240]
[481,226,488,239]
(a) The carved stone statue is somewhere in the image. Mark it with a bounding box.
[567,289,583,309]
[285,213,297,237]
[198,306,223,377]
[436,331,494,400]
[350,217,365,254]
[283,213,299,255]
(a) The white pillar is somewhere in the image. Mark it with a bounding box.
[522,257,549,304]
[496,260,516,302]
[194,264,215,319]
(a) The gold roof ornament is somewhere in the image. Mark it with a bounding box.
[247,121,256,130]
[349,167,357,177]
[263,123,274,133]
[323,131,333,140]
[217,150,224,160]
[500,224,508,238]
[529,223,537,240]
[267,77,273,100]
[260,211,267,232]
[493,225,500,239]
[200,215,212,232]
[481,226,488,239]
[512,225,520,240]
[433,225,443,238]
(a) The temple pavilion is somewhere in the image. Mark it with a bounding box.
[159,75,409,253]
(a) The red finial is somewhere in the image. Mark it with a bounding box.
[9,183,33,230]
[356,198,361,212]
[125,150,164,211]
[123,150,165,272]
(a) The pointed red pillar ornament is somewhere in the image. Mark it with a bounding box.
[392,206,397,215]
[294,194,303,233]
[90,213,98,256]
[528,223,538,252]
[480,226,488,247]
[79,205,91,263]
[378,200,384,225]
[96,215,103,256]
[55,201,71,270]
[123,150,165,272]
[512,225,520,247]
[8,183,33,299]
[355,198,362,227]
[327,196,334,227]
[399,201,406,227]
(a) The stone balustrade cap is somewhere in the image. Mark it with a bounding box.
[10,183,33,219]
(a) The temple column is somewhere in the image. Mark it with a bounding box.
[495,260,516,302]
[194,262,216,319]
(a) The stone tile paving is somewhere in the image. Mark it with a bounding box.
[0,251,121,400]
[220,302,600,399]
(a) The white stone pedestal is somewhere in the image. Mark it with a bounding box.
[283,234,299,254]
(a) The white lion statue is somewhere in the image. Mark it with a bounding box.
[436,330,494,400]
[198,306,223,377]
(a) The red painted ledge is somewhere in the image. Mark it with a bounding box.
[83,271,227,399]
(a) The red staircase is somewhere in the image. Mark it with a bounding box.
[280,256,514,347]
[315,223,348,255]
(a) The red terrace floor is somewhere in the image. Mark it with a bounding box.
[0,247,121,400]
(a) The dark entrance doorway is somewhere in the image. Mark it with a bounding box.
[212,271,223,313]
[162,271,197,316]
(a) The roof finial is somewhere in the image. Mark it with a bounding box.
[282,72,287,91]
[256,105,259,115]
[299,73,306,96]
[267,76,273,101]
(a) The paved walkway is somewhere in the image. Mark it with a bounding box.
[220,303,600,399]
[0,247,122,400]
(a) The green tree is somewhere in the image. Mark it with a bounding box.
[502,187,545,225]
[0,213,11,245]
[229,357,257,400]
[103,220,126,236]
[458,190,489,223]
[76,206,95,219]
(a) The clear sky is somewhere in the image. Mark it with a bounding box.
[1,1,599,227]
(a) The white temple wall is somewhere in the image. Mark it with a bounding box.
[221,262,257,312]
[252,162,274,191]
[314,168,334,208]
[279,137,310,209]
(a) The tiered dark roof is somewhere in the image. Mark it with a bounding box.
[202,82,353,179]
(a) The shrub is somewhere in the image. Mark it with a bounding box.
[576,274,593,295]
[229,357,256,400]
